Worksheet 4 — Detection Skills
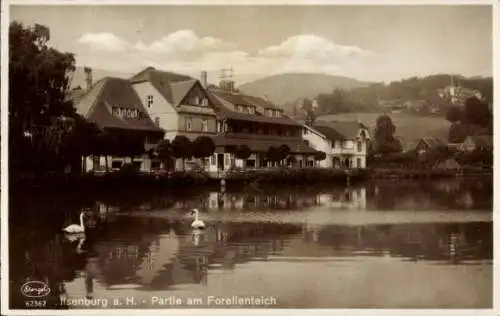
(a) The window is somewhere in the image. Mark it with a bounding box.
[185,117,192,131]
[303,128,308,135]
[194,96,200,105]
[202,119,208,132]
[249,107,255,115]
[344,140,353,148]
[211,154,216,166]
[357,158,362,168]
[154,117,160,127]
[357,141,362,152]
[201,98,208,106]
[146,95,154,108]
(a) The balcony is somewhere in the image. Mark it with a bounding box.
[222,132,302,143]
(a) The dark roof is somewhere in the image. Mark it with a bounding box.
[419,137,446,149]
[242,94,281,110]
[130,67,216,116]
[212,135,318,154]
[311,121,368,141]
[469,135,493,148]
[75,77,164,133]
[209,89,301,127]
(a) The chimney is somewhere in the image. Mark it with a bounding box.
[84,66,93,91]
[200,71,208,88]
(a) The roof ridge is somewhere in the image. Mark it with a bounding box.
[85,78,109,119]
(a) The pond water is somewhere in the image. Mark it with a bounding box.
[9,178,492,309]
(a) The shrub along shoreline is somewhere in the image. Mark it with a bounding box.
[9,166,492,192]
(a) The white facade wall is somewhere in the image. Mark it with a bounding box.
[301,125,369,169]
[132,81,179,140]
[302,126,333,168]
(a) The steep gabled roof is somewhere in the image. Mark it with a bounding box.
[310,125,346,141]
[243,94,281,110]
[312,121,368,141]
[130,67,216,116]
[208,88,301,126]
[75,77,164,133]
[170,79,198,106]
[130,67,194,105]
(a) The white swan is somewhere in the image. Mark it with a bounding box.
[63,211,86,233]
[190,209,205,229]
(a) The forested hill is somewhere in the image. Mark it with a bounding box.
[238,73,372,107]
[292,74,493,117]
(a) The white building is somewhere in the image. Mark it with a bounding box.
[302,121,371,169]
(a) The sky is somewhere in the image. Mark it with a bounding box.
[10,5,493,85]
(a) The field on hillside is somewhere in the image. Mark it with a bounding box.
[316,113,450,150]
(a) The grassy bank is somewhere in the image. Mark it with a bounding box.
[316,112,449,150]
[366,166,492,179]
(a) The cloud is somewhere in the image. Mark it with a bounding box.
[76,31,378,83]
[132,30,238,60]
[257,34,371,63]
[78,33,130,52]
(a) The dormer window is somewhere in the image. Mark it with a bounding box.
[201,98,208,106]
[112,107,140,118]
[146,95,154,108]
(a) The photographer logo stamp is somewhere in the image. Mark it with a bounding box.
[20,281,51,298]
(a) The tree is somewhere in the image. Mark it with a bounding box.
[192,136,215,169]
[445,106,463,123]
[448,122,467,143]
[156,139,173,171]
[170,135,192,171]
[373,115,402,155]
[266,146,281,164]
[463,97,491,127]
[95,131,120,172]
[235,145,251,169]
[9,21,76,174]
[278,145,291,166]
[314,151,327,165]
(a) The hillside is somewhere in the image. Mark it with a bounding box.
[69,67,132,89]
[238,73,372,110]
[314,112,450,150]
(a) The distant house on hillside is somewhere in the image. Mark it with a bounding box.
[415,137,446,157]
[460,135,493,152]
[302,121,370,168]
[438,85,483,105]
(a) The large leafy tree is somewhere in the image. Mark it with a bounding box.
[234,145,251,169]
[373,115,403,155]
[192,136,216,169]
[9,21,77,173]
[463,97,492,127]
[170,135,192,171]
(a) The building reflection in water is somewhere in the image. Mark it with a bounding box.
[8,177,492,309]
[206,187,367,211]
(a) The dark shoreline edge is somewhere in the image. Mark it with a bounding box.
[9,168,492,193]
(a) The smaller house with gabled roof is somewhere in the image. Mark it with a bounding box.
[415,137,446,157]
[302,121,370,168]
[459,135,493,152]
[74,74,165,172]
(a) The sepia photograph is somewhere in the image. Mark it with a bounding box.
[1,1,495,314]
